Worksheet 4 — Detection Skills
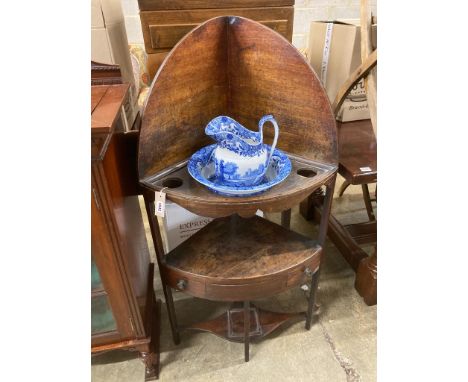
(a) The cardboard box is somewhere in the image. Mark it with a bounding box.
[158,200,263,253]
[91,0,105,28]
[91,29,113,64]
[91,0,138,128]
[157,201,213,253]
[307,20,371,122]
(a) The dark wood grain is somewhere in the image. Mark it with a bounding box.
[139,16,338,218]
[139,16,338,359]
[140,17,336,181]
[148,18,289,51]
[337,119,377,185]
[140,8,293,54]
[162,215,321,301]
[91,84,129,134]
[138,0,294,11]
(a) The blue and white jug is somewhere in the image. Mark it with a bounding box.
[205,115,279,187]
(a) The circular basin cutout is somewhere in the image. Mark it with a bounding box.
[297,169,317,178]
[162,177,183,188]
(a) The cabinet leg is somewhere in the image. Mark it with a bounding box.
[305,269,320,330]
[136,296,160,380]
[244,301,250,362]
[163,285,180,345]
[139,350,159,381]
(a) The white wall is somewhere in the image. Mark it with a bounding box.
[120,0,376,51]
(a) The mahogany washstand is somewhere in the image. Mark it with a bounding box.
[138,16,338,362]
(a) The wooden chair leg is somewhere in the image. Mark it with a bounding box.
[163,285,180,345]
[338,180,351,197]
[355,246,377,306]
[244,301,250,362]
[361,183,375,221]
[305,268,320,330]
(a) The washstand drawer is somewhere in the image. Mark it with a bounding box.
[163,251,320,302]
[163,266,206,296]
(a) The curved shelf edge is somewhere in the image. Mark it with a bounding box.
[140,154,337,218]
[161,242,322,302]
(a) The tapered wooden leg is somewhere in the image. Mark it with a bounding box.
[361,184,375,221]
[338,180,351,197]
[244,301,250,362]
[355,246,377,306]
[304,180,335,330]
[163,285,180,345]
[281,208,291,229]
[143,192,181,345]
[305,269,320,330]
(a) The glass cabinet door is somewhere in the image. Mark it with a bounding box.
[91,257,117,334]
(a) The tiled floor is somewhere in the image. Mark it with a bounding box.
[92,176,377,382]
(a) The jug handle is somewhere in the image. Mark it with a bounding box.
[258,115,279,166]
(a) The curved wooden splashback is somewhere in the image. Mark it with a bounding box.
[139,16,337,180]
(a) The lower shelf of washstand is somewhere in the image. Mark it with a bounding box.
[161,215,322,301]
[182,302,307,343]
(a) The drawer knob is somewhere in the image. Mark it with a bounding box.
[304,267,313,277]
[177,279,187,290]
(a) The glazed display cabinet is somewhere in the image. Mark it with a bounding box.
[91,84,160,380]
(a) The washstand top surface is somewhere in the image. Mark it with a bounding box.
[138,16,337,215]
